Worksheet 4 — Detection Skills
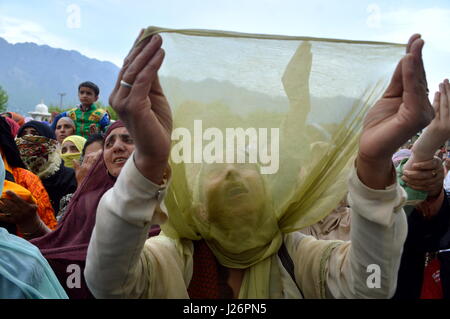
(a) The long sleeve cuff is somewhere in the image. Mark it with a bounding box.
[86,154,169,298]
[347,165,407,228]
[105,152,168,228]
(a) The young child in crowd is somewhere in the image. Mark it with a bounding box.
[51,81,110,138]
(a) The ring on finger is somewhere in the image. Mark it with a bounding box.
[432,170,437,177]
[120,80,133,88]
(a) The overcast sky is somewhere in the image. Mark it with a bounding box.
[0,0,449,93]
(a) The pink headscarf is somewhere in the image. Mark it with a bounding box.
[5,117,20,137]
[392,149,412,167]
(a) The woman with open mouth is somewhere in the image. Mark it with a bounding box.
[84,32,434,299]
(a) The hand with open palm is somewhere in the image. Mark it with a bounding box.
[357,34,434,189]
[109,30,172,184]
[403,79,450,171]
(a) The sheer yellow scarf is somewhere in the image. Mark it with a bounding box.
[139,27,405,297]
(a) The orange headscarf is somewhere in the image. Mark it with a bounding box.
[9,112,25,127]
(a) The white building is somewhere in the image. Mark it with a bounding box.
[29,100,51,122]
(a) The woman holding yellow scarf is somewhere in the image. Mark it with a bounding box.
[86,31,432,299]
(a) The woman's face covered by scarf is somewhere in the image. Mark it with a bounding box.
[16,121,60,177]
[201,163,267,224]
[15,135,58,176]
[190,161,280,268]
[60,135,86,168]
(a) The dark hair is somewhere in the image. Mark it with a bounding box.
[78,81,99,96]
[17,121,56,140]
[82,133,104,157]
[0,117,26,169]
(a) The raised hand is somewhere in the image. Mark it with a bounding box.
[109,30,172,184]
[74,149,102,186]
[403,79,450,171]
[428,79,450,142]
[357,34,434,189]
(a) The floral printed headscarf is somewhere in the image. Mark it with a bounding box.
[15,135,60,178]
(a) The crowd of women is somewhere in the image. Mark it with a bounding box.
[0,31,449,299]
[0,110,113,297]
